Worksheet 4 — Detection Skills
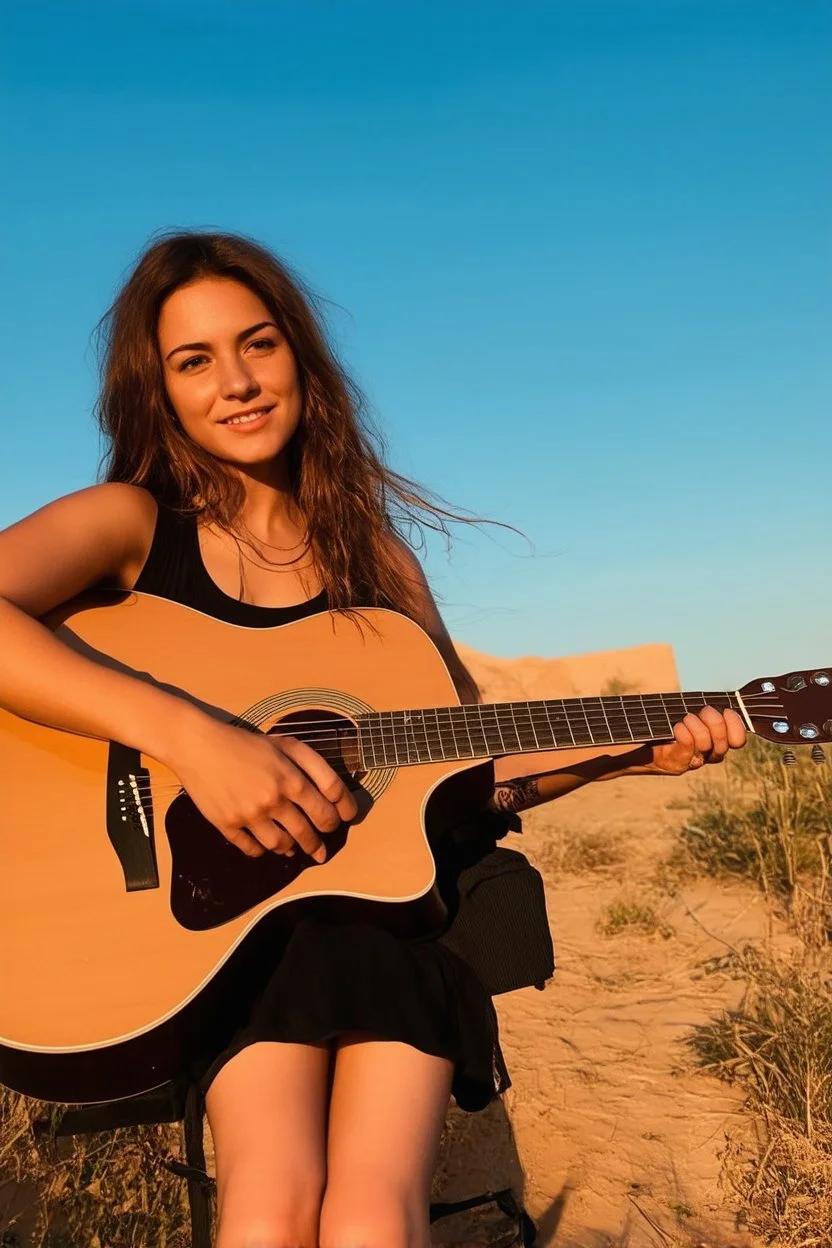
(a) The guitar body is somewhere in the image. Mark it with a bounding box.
[0,593,490,1103]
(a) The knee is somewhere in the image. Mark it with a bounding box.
[216,1218,317,1248]
[319,1189,427,1248]
[215,1175,324,1248]
[218,1228,315,1248]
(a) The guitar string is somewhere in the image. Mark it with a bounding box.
[126,704,790,759]
[124,700,787,767]
[122,690,802,800]
[127,715,804,800]
[123,698,795,785]
[134,691,785,742]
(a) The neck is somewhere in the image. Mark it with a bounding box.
[358,688,744,769]
[233,464,303,543]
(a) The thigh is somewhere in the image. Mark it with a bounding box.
[205,1040,330,1248]
[319,1037,453,1248]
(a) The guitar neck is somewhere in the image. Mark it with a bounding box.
[359,690,743,769]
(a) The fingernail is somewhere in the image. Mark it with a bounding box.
[314,846,327,864]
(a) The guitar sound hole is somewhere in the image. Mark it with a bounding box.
[267,709,364,788]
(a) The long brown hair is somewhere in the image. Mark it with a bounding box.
[96,230,473,616]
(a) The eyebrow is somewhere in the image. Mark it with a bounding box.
[164,321,280,361]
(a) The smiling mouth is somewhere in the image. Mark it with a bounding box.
[220,406,273,426]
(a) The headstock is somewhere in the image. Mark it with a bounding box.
[739,668,832,747]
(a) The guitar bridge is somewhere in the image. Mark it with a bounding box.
[106,742,159,891]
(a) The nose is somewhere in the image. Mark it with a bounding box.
[217,351,260,402]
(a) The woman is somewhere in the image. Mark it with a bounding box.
[0,232,746,1248]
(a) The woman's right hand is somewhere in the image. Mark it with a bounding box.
[167,713,359,860]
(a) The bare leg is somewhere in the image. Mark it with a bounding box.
[205,1040,330,1248]
[319,1036,453,1248]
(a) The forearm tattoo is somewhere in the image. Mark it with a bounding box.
[487,775,543,815]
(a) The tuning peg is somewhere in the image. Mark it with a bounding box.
[811,744,826,764]
[781,749,797,766]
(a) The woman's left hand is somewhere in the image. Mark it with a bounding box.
[643,707,747,775]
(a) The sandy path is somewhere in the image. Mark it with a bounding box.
[433,770,769,1247]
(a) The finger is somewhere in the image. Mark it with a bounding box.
[245,817,298,857]
[671,721,703,769]
[221,825,267,858]
[683,712,716,757]
[697,707,729,760]
[271,800,328,863]
[724,709,748,749]
[673,721,696,750]
[277,735,359,823]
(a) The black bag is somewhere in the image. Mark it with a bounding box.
[435,814,555,996]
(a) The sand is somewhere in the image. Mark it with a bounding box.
[431,640,766,1247]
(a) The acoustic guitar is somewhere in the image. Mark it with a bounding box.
[1,591,828,1103]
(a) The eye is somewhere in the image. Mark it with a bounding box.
[247,337,278,352]
[180,354,209,372]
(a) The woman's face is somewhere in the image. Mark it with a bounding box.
[157,277,303,470]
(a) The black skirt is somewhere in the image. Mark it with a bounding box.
[186,815,553,1114]
[188,917,509,1112]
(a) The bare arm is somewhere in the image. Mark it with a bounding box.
[0,485,357,858]
[0,484,201,764]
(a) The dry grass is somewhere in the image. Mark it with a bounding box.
[678,742,832,1241]
[687,947,832,1242]
[533,824,624,876]
[597,898,674,939]
[0,1086,189,1247]
[669,739,832,936]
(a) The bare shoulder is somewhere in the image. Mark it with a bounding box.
[0,483,158,617]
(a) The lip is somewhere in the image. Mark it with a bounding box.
[218,405,273,431]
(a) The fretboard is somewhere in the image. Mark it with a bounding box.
[358,691,741,769]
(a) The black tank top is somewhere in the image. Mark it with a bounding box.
[132,502,554,995]
[132,503,330,625]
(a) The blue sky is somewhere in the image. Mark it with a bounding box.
[2,0,829,687]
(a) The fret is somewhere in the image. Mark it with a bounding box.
[598,697,616,744]
[643,695,675,741]
[420,708,438,762]
[579,696,614,746]
[411,709,434,762]
[566,699,594,747]
[361,719,378,770]
[542,700,576,748]
[464,704,491,756]
[401,711,417,764]
[454,707,476,757]
[518,702,541,750]
[436,713,449,758]
[493,706,523,753]
[619,696,652,741]
[386,710,404,766]
[661,693,688,725]
[376,711,390,767]
[483,706,510,754]
[529,701,556,748]
[610,696,636,742]
[438,706,462,759]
